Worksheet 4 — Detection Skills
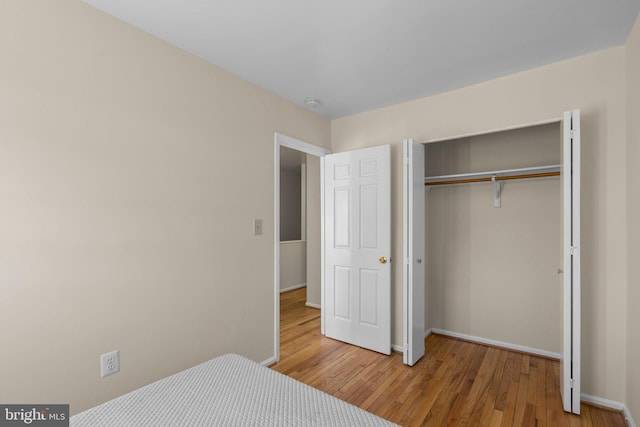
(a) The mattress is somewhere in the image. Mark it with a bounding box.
[71,353,398,426]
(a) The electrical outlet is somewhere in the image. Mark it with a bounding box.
[100,350,120,378]
[253,219,263,235]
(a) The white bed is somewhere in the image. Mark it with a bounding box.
[71,353,398,426]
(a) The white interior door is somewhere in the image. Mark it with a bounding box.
[561,109,581,414]
[403,139,425,365]
[322,144,391,355]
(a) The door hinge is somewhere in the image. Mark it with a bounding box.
[570,129,575,139]
[569,379,575,388]
[569,246,579,255]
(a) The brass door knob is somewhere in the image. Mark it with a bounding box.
[379,256,387,264]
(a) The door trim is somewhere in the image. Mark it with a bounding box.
[274,133,330,362]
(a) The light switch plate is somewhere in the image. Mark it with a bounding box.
[253,219,263,235]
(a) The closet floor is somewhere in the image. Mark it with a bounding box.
[271,287,627,427]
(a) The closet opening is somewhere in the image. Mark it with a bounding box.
[424,121,564,355]
[410,111,581,414]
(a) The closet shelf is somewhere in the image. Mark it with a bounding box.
[424,164,561,187]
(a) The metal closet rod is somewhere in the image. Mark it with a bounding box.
[424,164,561,186]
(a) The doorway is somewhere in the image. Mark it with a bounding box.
[273,133,330,361]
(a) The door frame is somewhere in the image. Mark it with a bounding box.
[273,133,330,362]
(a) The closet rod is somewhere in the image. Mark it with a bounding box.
[425,164,560,186]
[425,171,559,186]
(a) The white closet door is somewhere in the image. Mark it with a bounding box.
[403,139,425,366]
[561,109,581,414]
[322,145,391,355]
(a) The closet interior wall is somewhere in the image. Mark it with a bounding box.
[425,122,563,354]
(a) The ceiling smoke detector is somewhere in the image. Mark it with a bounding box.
[304,98,321,108]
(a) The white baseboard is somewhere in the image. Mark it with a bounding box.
[280,284,306,293]
[625,406,637,427]
[427,328,562,360]
[391,344,405,353]
[260,356,278,367]
[305,301,321,309]
[581,394,635,426]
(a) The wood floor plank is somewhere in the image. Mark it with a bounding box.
[534,357,547,425]
[499,353,523,426]
[545,359,560,427]
[489,409,503,427]
[476,350,508,426]
[271,288,626,427]
[494,351,520,412]
[499,380,521,427]
[430,342,482,425]
[460,346,501,425]
[512,371,531,426]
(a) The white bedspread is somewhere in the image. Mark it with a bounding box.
[71,353,398,426]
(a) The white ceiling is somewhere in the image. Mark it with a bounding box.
[82,0,640,119]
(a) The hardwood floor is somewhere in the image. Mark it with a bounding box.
[271,287,627,427]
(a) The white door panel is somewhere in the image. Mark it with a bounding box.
[561,109,581,414]
[403,139,426,366]
[323,145,391,355]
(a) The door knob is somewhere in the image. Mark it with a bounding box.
[379,256,387,264]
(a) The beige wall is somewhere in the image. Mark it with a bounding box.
[280,168,302,241]
[426,123,563,353]
[625,14,640,424]
[279,242,306,291]
[332,47,627,402]
[0,0,330,414]
[305,155,322,307]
